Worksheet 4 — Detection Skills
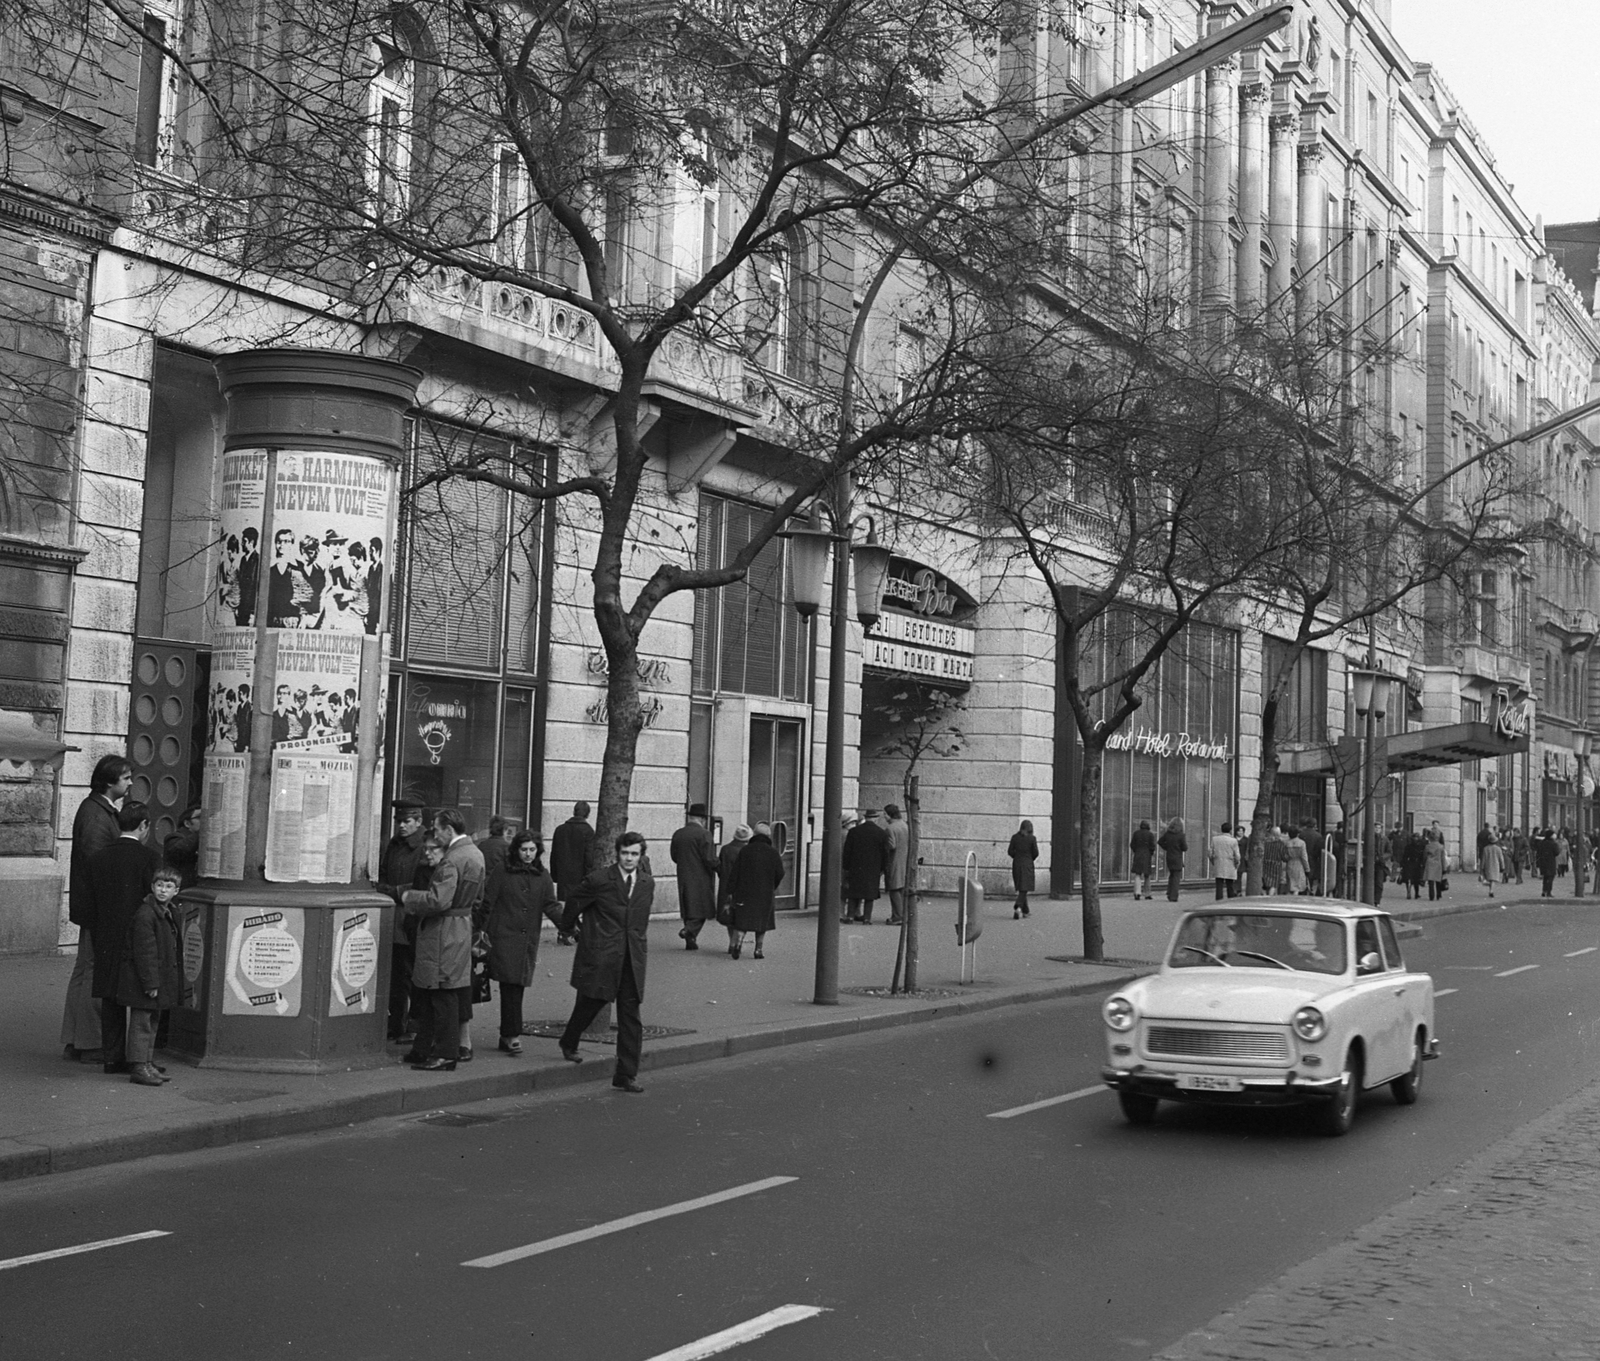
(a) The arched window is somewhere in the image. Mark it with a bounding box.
[747,239,789,373]
[367,30,415,222]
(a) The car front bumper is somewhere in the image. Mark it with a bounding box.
[1101,1065,1346,1107]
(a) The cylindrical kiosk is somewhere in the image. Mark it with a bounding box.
[167,349,422,1072]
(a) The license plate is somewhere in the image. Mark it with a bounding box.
[1177,1074,1244,1092]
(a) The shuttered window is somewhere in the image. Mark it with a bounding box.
[692,492,810,700]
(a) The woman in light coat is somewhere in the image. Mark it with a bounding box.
[1480,831,1502,899]
[1423,830,1448,900]
[1285,827,1311,894]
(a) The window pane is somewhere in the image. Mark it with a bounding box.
[498,687,533,827]
[398,675,500,827]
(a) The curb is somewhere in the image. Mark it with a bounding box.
[0,969,1142,1185]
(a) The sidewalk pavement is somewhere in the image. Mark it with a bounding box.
[0,879,1544,1184]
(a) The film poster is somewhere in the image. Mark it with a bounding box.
[222,905,305,1017]
[216,451,266,629]
[265,451,392,636]
[328,906,381,1017]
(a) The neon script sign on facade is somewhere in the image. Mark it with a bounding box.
[1104,726,1231,761]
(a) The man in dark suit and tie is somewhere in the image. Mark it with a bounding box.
[84,800,161,1073]
[558,831,653,1092]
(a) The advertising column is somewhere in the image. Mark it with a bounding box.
[172,350,420,1073]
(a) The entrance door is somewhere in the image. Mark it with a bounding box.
[748,717,803,910]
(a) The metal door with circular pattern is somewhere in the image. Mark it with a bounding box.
[128,642,210,845]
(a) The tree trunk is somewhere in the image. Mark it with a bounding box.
[1079,739,1106,960]
[1248,695,1281,896]
[904,773,921,992]
[592,629,644,866]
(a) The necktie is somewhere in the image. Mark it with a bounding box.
[624,873,634,897]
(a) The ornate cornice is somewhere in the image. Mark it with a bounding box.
[0,183,118,245]
[0,535,90,567]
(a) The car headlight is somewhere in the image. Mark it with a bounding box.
[1104,996,1136,1031]
[1292,1006,1326,1042]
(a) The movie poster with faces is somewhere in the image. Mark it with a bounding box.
[265,451,392,636]
[216,451,267,630]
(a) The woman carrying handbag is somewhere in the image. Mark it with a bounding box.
[476,830,560,1055]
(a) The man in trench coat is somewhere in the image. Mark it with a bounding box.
[84,800,160,1073]
[670,802,719,949]
[558,831,653,1091]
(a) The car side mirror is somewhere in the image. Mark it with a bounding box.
[1357,951,1382,974]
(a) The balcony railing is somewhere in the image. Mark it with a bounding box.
[410,265,601,363]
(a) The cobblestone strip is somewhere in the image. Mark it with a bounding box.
[1154,1083,1600,1360]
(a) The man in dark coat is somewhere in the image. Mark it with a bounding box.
[84,800,160,1074]
[377,801,428,1041]
[1129,820,1157,898]
[670,802,719,949]
[842,808,892,924]
[558,831,653,1091]
[1536,827,1560,897]
[477,815,514,909]
[60,754,132,1062]
[549,802,595,944]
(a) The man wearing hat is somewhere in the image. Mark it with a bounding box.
[377,800,428,1042]
[717,823,752,947]
[671,802,720,949]
[842,807,892,924]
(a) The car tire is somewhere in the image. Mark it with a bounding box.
[1118,1090,1159,1125]
[1314,1047,1361,1136]
[1391,1029,1425,1106]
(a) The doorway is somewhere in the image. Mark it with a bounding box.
[748,716,803,910]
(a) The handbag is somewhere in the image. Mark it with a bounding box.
[716,899,735,927]
[470,931,493,1003]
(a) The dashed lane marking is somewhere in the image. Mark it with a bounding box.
[1435,988,1459,997]
[988,1084,1106,1119]
[1494,964,1540,977]
[461,1177,798,1267]
[0,1231,171,1272]
[1565,947,1598,957]
[642,1305,830,1360]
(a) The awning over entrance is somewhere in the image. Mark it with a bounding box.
[1379,720,1529,773]
[1274,720,1529,779]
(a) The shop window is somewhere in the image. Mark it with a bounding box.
[397,675,499,817]
[691,492,811,701]
[497,686,533,826]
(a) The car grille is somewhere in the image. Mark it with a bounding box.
[1145,1026,1290,1062]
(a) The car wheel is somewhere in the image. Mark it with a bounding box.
[1118,1090,1159,1125]
[1314,1047,1361,1136]
[1391,1029,1425,1106]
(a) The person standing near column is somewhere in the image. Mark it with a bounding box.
[670,803,719,950]
[884,805,910,925]
[402,809,485,1072]
[85,800,159,1075]
[61,755,131,1062]
[558,831,654,1092]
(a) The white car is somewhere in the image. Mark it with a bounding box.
[1101,899,1437,1135]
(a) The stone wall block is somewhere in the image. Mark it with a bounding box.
[84,369,150,431]
[69,577,137,634]
[76,471,144,532]
[65,682,129,737]
[74,526,142,583]
[78,418,146,479]
[66,630,133,685]
[86,318,154,378]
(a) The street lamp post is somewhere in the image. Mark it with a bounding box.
[1574,731,1593,899]
[1350,666,1393,906]
[783,500,892,1005]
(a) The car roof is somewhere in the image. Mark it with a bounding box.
[1179,897,1379,921]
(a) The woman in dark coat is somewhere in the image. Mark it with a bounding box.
[1007,820,1039,918]
[1156,817,1188,902]
[477,830,559,1056]
[725,823,784,960]
[1401,831,1426,899]
[1129,821,1157,899]
[716,824,752,950]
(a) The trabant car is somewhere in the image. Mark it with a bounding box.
[1101,899,1437,1135]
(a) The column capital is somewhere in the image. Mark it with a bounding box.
[1239,81,1271,114]
[1297,141,1325,172]
[1269,111,1300,142]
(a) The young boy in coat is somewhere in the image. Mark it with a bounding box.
[118,865,183,1087]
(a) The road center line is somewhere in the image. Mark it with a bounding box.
[642,1305,829,1361]
[1435,988,1459,997]
[461,1177,798,1268]
[1565,947,1598,957]
[0,1230,171,1272]
[1494,964,1540,977]
[988,1085,1106,1119]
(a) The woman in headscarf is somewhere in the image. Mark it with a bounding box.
[725,822,784,960]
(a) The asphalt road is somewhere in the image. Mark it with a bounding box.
[3,899,1599,1361]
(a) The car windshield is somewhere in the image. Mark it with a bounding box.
[1168,913,1347,976]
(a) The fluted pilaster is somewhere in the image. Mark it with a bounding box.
[1267,112,1298,315]
[1236,82,1269,310]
